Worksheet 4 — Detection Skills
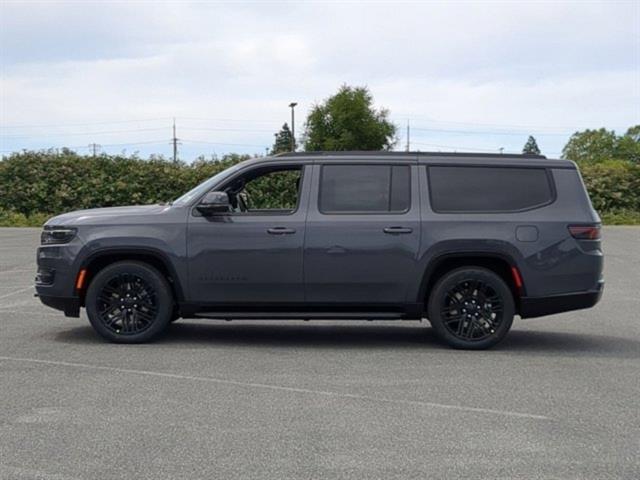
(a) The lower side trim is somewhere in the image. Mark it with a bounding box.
[180,302,424,320]
[519,282,604,319]
[38,295,80,317]
[195,311,405,320]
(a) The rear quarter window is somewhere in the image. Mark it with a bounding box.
[428,166,554,213]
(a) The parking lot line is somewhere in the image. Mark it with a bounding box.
[0,268,33,275]
[0,355,551,421]
[0,286,33,301]
[0,465,81,480]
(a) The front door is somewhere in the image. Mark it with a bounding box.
[304,162,421,305]
[187,163,309,305]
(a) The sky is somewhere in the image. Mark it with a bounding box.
[1,0,638,160]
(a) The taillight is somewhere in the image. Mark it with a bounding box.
[568,225,601,240]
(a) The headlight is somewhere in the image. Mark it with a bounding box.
[41,227,77,245]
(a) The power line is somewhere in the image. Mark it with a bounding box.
[410,141,504,153]
[1,139,171,153]
[0,115,589,139]
[0,117,173,129]
[408,126,570,137]
[181,139,267,148]
[178,116,278,125]
[2,137,269,154]
[181,126,273,133]
[392,114,608,132]
[0,127,169,139]
[1,122,575,141]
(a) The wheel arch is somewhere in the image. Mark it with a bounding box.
[417,252,523,313]
[77,248,185,306]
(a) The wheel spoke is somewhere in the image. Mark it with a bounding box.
[464,322,475,339]
[456,316,466,336]
[134,309,154,323]
[104,310,123,327]
[441,304,460,314]
[442,277,504,342]
[444,314,464,325]
[100,304,119,317]
[95,272,158,335]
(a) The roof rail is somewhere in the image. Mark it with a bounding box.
[274,151,547,159]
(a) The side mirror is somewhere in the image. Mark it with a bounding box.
[196,191,231,215]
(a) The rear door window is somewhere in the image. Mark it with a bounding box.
[428,166,554,213]
[319,165,410,213]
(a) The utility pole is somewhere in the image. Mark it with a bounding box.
[289,102,297,152]
[89,143,101,157]
[405,119,410,152]
[172,118,179,163]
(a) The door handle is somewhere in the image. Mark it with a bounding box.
[383,226,413,234]
[267,227,296,235]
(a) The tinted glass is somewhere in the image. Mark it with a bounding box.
[390,165,410,212]
[428,166,553,212]
[320,165,410,213]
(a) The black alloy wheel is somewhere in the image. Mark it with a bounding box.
[96,273,158,336]
[86,261,173,343]
[427,267,515,349]
[441,279,503,341]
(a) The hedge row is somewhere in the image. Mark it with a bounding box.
[1,151,639,221]
[0,150,247,216]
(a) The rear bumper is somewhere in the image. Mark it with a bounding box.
[519,281,604,318]
[37,294,80,317]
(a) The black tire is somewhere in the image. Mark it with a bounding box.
[427,267,514,350]
[85,261,173,343]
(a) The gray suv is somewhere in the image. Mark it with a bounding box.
[35,152,604,349]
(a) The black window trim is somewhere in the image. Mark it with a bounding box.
[192,163,306,217]
[426,165,557,214]
[318,163,413,216]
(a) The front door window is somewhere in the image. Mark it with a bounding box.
[225,167,302,214]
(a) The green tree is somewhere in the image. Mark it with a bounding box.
[562,126,640,163]
[303,85,396,151]
[562,128,620,163]
[270,123,294,154]
[616,125,640,163]
[522,135,541,155]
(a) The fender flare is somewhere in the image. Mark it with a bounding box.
[77,246,186,302]
[416,250,523,303]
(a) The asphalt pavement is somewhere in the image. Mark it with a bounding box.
[0,227,638,480]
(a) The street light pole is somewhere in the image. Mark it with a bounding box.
[289,102,297,152]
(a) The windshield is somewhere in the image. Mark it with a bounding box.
[171,162,247,206]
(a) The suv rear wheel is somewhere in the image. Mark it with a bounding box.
[85,261,173,343]
[427,267,514,349]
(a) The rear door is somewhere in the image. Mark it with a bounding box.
[304,161,421,305]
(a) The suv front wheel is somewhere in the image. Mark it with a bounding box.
[427,267,515,350]
[85,261,173,343]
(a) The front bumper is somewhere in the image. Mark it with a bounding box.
[35,241,83,317]
[519,280,604,318]
[37,294,81,317]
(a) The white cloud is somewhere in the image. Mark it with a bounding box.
[1,0,638,158]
